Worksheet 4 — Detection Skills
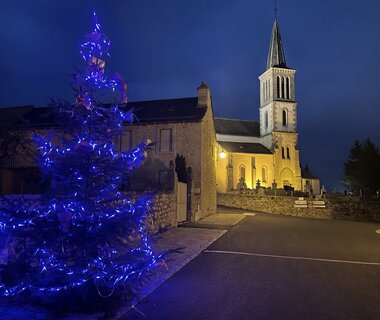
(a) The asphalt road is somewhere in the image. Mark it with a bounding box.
[126,212,380,320]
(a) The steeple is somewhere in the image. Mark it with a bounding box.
[266,19,287,70]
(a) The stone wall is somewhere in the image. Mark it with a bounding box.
[0,192,177,234]
[148,192,177,233]
[217,192,380,223]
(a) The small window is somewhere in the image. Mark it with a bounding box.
[286,77,290,99]
[287,147,290,159]
[265,111,268,129]
[114,130,132,152]
[282,109,287,126]
[262,167,267,182]
[282,147,285,159]
[160,129,173,152]
[264,81,267,101]
[281,77,285,99]
[239,165,246,180]
[276,76,280,99]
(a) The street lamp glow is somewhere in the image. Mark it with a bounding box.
[219,151,226,159]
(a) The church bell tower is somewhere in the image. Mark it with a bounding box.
[258,19,301,190]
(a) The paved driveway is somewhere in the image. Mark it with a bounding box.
[126,211,380,320]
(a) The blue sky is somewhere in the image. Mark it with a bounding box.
[1,0,379,190]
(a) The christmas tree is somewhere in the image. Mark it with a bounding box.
[0,12,159,298]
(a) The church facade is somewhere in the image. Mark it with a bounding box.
[215,19,319,194]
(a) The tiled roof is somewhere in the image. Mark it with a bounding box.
[126,97,206,124]
[0,106,34,130]
[214,117,260,137]
[218,141,272,154]
[0,97,206,129]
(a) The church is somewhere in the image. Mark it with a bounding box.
[215,19,319,194]
[0,18,319,221]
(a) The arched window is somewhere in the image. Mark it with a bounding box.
[282,109,287,126]
[287,147,290,159]
[282,147,285,159]
[281,77,285,99]
[265,111,268,129]
[239,165,246,181]
[263,81,266,101]
[262,166,267,182]
[277,76,280,99]
[286,77,290,99]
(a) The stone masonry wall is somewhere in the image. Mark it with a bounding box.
[148,192,177,233]
[0,192,177,234]
[218,193,380,223]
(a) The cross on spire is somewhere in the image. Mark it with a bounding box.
[274,0,278,19]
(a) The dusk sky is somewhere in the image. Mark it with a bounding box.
[1,0,379,190]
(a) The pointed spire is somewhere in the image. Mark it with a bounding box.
[266,19,287,70]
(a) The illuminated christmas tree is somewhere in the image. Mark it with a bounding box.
[0,12,159,298]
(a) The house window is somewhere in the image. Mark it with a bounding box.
[262,166,267,182]
[282,147,285,159]
[160,129,173,152]
[265,111,268,129]
[239,165,246,180]
[287,147,290,159]
[282,109,287,126]
[114,130,132,152]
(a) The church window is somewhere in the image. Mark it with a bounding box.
[265,111,268,129]
[239,165,246,180]
[262,166,267,182]
[160,128,173,152]
[287,147,290,159]
[276,76,280,99]
[262,82,265,101]
[264,81,267,101]
[286,77,290,99]
[281,77,285,99]
[282,109,287,126]
[282,147,285,159]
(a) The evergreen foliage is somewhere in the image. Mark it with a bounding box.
[343,138,380,194]
[0,12,159,298]
[175,154,187,183]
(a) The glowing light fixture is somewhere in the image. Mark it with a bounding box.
[219,151,226,159]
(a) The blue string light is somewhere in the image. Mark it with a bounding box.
[0,12,160,297]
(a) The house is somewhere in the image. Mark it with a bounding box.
[0,83,217,222]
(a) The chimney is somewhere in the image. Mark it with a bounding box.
[197,81,211,107]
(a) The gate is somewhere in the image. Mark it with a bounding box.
[177,182,187,222]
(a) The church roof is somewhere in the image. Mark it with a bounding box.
[214,117,260,137]
[267,19,287,70]
[218,141,272,155]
